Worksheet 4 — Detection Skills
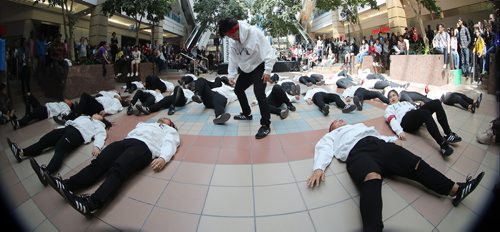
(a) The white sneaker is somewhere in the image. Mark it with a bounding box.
[127,73,131,77]
[135,72,139,76]
[116,73,122,77]
[442,64,447,69]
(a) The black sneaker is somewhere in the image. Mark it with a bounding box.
[126,106,134,115]
[444,132,462,144]
[213,113,231,125]
[53,114,67,125]
[353,96,362,111]
[168,105,175,115]
[46,173,70,198]
[63,191,98,216]
[342,104,356,113]
[440,143,454,157]
[255,125,271,139]
[191,95,203,103]
[234,113,253,120]
[287,104,296,112]
[7,138,22,162]
[136,105,150,115]
[320,105,330,116]
[280,109,289,120]
[476,93,482,108]
[452,172,485,206]
[469,104,476,114]
[30,158,47,186]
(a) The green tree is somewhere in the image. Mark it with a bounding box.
[102,0,173,46]
[316,0,379,40]
[34,0,93,61]
[193,0,248,31]
[402,0,441,54]
[250,0,302,38]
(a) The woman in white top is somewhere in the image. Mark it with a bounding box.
[450,28,460,70]
[7,114,112,186]
[129,45,141,77]
[384,90,461,157]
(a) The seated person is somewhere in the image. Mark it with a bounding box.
[190,78,237,125]
[13,93,74,130]
[342,84,390,110]
[153,48,167,71]
[7,114,111,186]
[304,88,357,116]
[45,118,180,216]
[135,85,195,116]
[307,119,484,232]
[385,90,461,157]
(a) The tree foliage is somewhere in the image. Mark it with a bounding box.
[34,0,80,60]
[102,0,172,45]
[316,0,378,24]
[250,0,302,37]
[193,0,249,31]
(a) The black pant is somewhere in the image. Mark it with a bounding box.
[65,93,104,120]
[195,78,227,117]
[346,136,455,232]
[267,85,292,115]
[145,75,167,93]
[312,92,346,110]
[400,99,452,145]
[373,80,403,89]
[336,77,356,89]
[19,94,49,127]
[299,76,317,85]
[114,59,128,75]
[354,88,389,104]
[234,62,270,126]
[130,90,156,107]
[366,73,386,80]
[23,126,84,174]
[399,91,431,105]
[148,86,187,112]
[64,138,152,208]
[441,92,473,110]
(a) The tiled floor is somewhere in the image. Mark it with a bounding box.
[0,65,498,231]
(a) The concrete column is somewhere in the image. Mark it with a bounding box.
[89,0,108,46]
[152,20,164,44]
[387,0,407,34]
[331,10,345,39]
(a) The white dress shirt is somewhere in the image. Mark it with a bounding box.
[313,123,397,171]
[126,122,180,162]
[384,101,416,135]
[65,115,107,149]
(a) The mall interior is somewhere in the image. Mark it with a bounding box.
[0,0,499,231]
